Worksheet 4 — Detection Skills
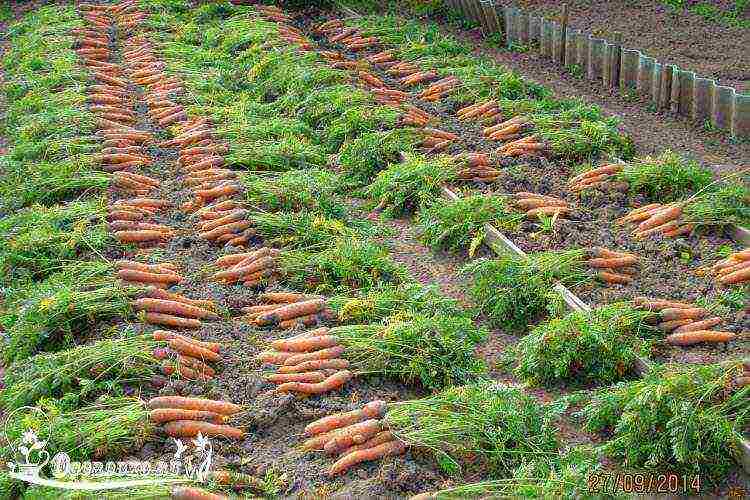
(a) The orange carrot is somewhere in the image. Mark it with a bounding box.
[637,204,683,232]
[145,289,216,311]
[170,487,229,500]
[178,355,216,377]
[118,269,182,284]
[266,371,327,384]
[660,307,708,321]
[657,319,694,332]
[283,346,346,366]
[147,396,241,415]
[144,313,201,329]
[276,369,353,394]
[597,271,633,284]
[260,292,310,303]
[665,330,736,346]
[673,317,723,333]
[257,350,296,365]
[116,260,174,274]
[212,256,274,283]
[340,430,395,455]
[272,335,338,353]
[719,267,750,285]
[633,297,694,310]
[256,299,325,325]
[163,420,244,440]
[329,439,406,476]
[305,400,387,438]
[587,256,638,268]
[278,358,350,374]
[324,419,383,456]
[133,298,218,320]
[169,338,220,362]
[279,314,320,329]
[149,408,226,424]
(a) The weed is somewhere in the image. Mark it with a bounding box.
[581,361,749,481]
[460,250,590,331]
[514,304,654,386]
[567,63,583,79]
[416,194,522,254]
[615,150,713,202]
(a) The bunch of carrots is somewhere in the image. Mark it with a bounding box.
[420,128,458,154]
[711,248,750,285]
[618,202,694,239]
[456,99,501,126]
[257,327,354,395]
[147,395,245,439]
[400,104,434,127]
[110,171,160,194]
[509,192,571,220]
[150,330,221,381]
[418,76,460,102]
[386,60,420,78]
[358,70,386,89]
[108,197,174,245]
[301,400,406,477]
[568,163,627,192]
[116,259,181,289]
[366,49,395,66]
[134,287,220,330]
[372,88,409,106]
[454,153,502,182]
[277,23,314,51]
[481,115,551,158]
[633,296,734,346]
[254,4,293,24]
[212,247,280,287]
[585,246,639,285]
[399,70,438,87]
[242,292,333,330]
[191,199,254,248]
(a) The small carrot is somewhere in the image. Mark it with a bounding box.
[276,369,353,394]
[673,317,723,333]
[266,371,327,384]
[666,330,736,346]
[660,307,708,321]
[597,271,632,284]
[169,338,220,362]
[149,408,226,424]
[278,358,350,374]
[587,256,638,268]
[272,335,338,353]
[164,420,245,440]
[257,350,296,365]
[133,298,218,320]
[147,396,241,415]
[283,346,346,366]
[144,313,201,329]
[329,439,407,477]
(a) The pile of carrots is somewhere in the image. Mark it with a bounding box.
[253,4,293,24]
[618,202,694,240]
[242,292,333,329]
[366,49,395,66]
[399,70,438,87]
[135,289,219,329]
[151,330,221,381]
[108,198,174,245]
[420,128,458,153]
[456,99,501,126]
[148,395,245,439]
[454,153,501,182]
[418,76,460,102]
[212,247,280,287]
[372,88,410,106]
[483,115,531,142]
[277,23,314,51]
[585,246,639,285]
[633,296,734,346]
[358,70,386,89]
[711,248,750,285]
[510,192,571,220]
[191,200,253,248]
[568,163,627,192]
[257,327,354,395]
[401,105,433,127]
[301,401,407,476]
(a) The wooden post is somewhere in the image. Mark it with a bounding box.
[560,3,569,64]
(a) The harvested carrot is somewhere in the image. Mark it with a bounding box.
[673,317,723,333]
[637,204,683,232]
[169,338,220,362]
[260,292,309,303]
[341,431,395,455]
[147,396,241,415]
[660,307,708,321]
[597,271,632,284]
[257,350,296,365]
[272,335,338,353]
[304,400,387,437]
[266,371,327,384]
[171,487,229,500]
[115,230,167,244]
[302,429,339,451]
[144,313,201,329]
[666,330,736,346]
[657,319,693,332]
[164,420,244,440]
[145,288,216,311]
[162,362,208,381]
[149,409,226,425]
[329,439,406,476]
[324,419,383,456]
[116,260,173,274]
[278,358,350,374]
[118,269,182,284]
[588,256,638,268]
[633,297,694,310]
[279,314,320,329]
[133,298,218,320]
[283,346,346,366]
[256,299,325,326]
[277,369,353,394]
[178,355,216,377]
[719,267,750,285]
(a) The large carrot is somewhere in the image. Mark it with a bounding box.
[329,439,407,476]
[257,350,295,365]
[145,288,216,311]
[272,335,338,353]
[673,317,723,333]
[278,358,350,374]
[150,409,225,424]
[657,319,693,332]
[169,338,220,362]
[305,400,387,436]
[283,346,346,366]
[587,256,638,268]
[164,420,245,440]
[276,370,353,394]
[660,307,708,321]
[719,267,750,285]
[324,419,383,456]
[256,299,326,325]
[144,313,201,329]
[266,371,327,384]
[133,298,218,320]
[665,330,736,346]
[118,269,182,284]
[597,271,632,284]
[147,396,241,415]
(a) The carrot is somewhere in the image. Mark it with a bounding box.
[305,400,387,436]
[272,335,338,353]
[260,291,309,303]
[147,396,241,415]
[673,317,723,333]
[144,313,201,329]
[170,487,228,500]
[279,314,320,329]
[164,420,244,440]
[637,204,683,232]
[199,210,248,232]
[719,266,750,285]
[118,269,181,284]
[324,419,383,456]
[568,164,623,184]
[212,256,275,283]
[200,220,252,242]
[162,359,207,381]
[277,369,353,394]
[730,249,750,261]
[657,319,693,332]
[255,299,325,325]
[587,256,638,268]
[660,307,708,321]
[150,408,226,424]
[597,271,633,284]
[115,230,171,244]
[278,358,350,374]
[515,198,567,210]
[716,259,750,276]
[302,428,339,450]
[340,430,396,457]
[178,355,216,377]
[133,298,218,320]
[169,338,220,362]
[633,220,680,239]
[116,260,173,274]
[329,439,406,476]
[665,330,736,346]
[109,221,171,232]
[108,210,144,221]
[283,346,346,366]
[633,297,693,309]
[145,288,216,311]
[267,371,327,384]
[257,350,296,365]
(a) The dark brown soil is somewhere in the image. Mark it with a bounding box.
[512,0,750,93]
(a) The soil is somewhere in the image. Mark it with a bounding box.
[512,0,750,93]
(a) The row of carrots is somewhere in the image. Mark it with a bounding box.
[242,291,333,329]
[633,296,736,346]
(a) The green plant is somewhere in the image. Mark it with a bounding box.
[416,194,522,254]
[682,182,750,228]
[615,150,713,202]
[514,303,654,386]
[338,129,420,187]
[460,250,590,331]
[251,211,376,250]
[581,361,749,481]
